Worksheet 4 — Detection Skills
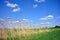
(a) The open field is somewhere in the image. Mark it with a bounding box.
[0,28,60,40]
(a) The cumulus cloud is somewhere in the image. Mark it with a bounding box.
[22,19,29,21]
[5,1,21,12]
[33,0,45,8]
[22,19,33,23]
[40,18,47,20]
[40,22,50,25]
[34,0,45,3]
[47,15,53,19]
[33,4,38,8]
[40,15,54,20]
[22,19,29,23]
[12,21,20,23]
[13,7,21,12]
[5,1,18,8]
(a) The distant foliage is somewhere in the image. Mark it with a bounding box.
[55,25,60,28]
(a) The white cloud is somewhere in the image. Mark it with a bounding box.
[5,1,21,12]
[22,19,28,21]
[13,7,21,12]
[45,22,50,24]
[22,19,29,22]
[40,22,50,25]
[5,1,18,8]
[40,18,47,20]
[40,15,54,20]
[33,4,38,8]
[33,0,45,8]
[22,19,33,23]
[12,21,20,23]
[46,15,54,19]
[59,16,60,18]
[34,0,45,3]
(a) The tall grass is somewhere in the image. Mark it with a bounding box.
[0,28,60,40]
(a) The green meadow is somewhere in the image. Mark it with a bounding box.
[0,28,60,40]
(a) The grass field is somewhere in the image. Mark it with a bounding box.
[0,28,60,40]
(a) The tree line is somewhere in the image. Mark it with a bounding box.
[54,25,60,28]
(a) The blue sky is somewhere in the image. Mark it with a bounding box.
[0,0,60,27]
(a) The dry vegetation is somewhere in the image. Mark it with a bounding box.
[0,28,60,40]
[0,28,50,38]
